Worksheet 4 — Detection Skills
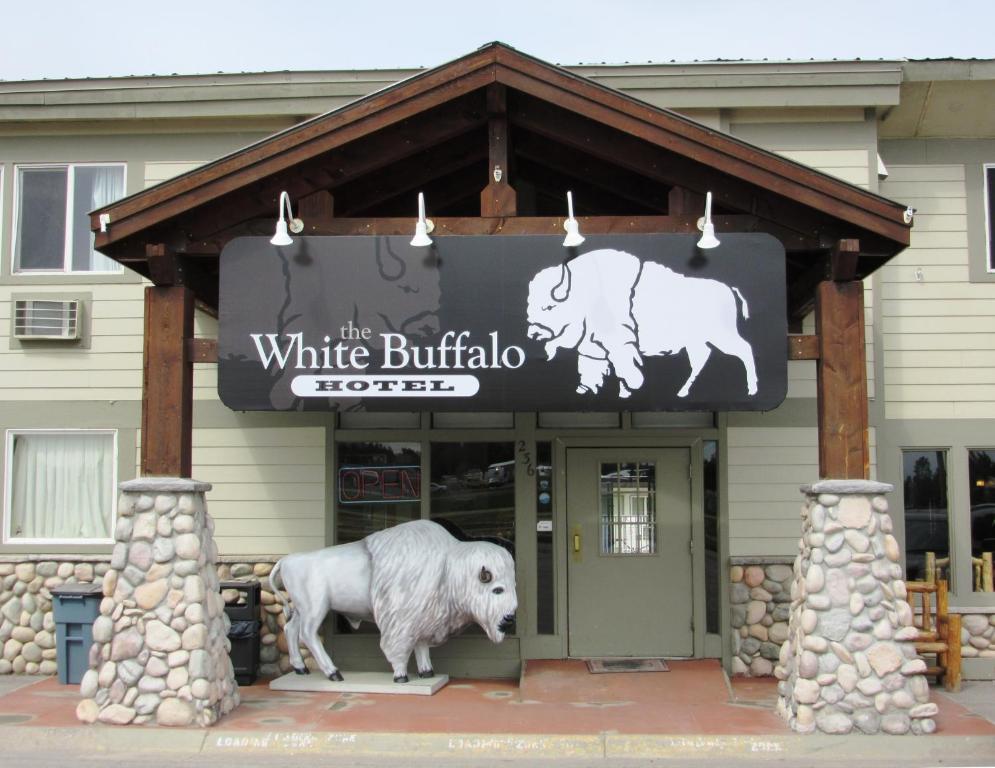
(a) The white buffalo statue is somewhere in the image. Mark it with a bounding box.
[526,248,758,399]
[269,519,517,683]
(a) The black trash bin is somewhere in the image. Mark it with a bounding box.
[220,580,261,685]
[50,583,103,685]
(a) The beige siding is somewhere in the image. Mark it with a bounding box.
[144,161,206,189]
[878,165,990,419]
[194,427,325,555]
[0,283,145,400]
[727,426,877,557]
[774,149,871,188]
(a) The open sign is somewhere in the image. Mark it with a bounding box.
[338,465,421,504]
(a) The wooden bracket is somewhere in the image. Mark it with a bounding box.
[186,338,218,364]
[146,243,184,286]
[788,335,820,360]
[831,239,860,282]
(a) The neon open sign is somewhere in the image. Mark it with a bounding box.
[338,465,421,504]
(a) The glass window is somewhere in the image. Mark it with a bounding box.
[430,442,516,636]
[5,430,116,542]
[968,450,995,592]
[600,462,656,555]
[704,440,719,634]
[429,442,515,552]
[335,442,421,545]
[14,164,124,274]
[902,450,950,584]
[535,441,554,634]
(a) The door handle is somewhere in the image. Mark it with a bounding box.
[573,532,581,553]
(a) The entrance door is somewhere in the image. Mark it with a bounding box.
[567,449,693,658]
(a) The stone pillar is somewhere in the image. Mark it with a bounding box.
[776,480,937,735]
[76,478,239,727]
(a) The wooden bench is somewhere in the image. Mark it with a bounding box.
[905,579,962,692]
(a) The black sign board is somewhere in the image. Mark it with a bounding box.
[218,234,787,412]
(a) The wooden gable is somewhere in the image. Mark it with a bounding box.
[91,42,911,325]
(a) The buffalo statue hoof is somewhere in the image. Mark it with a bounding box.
[328,670,344,682]
[418,669,435,678]
[293,666,310,675]
[393,675,409,684]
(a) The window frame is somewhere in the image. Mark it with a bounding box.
[3,428,119,545]
[11,162,127,276]
[985,163,995,274]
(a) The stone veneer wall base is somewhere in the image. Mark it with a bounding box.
[776,480,936,735]
[75,478,240,727]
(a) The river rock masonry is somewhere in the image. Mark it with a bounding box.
[75,478,240,727]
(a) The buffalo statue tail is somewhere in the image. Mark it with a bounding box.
[268,558,294,621]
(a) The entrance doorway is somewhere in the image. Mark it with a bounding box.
[566,448,693,658]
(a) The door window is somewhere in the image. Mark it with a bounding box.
[599,461,656,555]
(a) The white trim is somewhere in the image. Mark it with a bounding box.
[985,163,995,274]
[10,162,127,276]
[3,428,118,545]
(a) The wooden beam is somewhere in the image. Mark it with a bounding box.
[94,61,497,246]
[494,53,912,245]
[141,286,194,477]
[480,84,517,217]
[788,335,820,360]
[297,190,335,225]
[831,238,860,281]
[297,214,767,236]
[815,279,869,479]
[509,94,843,250]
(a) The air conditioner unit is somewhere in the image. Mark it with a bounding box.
[13,298,81,340]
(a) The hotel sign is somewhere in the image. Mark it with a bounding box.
[218,234,787,412]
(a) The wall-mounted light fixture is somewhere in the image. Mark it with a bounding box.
[411,192,434,247]
[696,191,720,250]
[270,191,303,246]
[562,191,585,248]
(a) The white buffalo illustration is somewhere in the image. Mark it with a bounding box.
[526,248,757,399]
[270,519,517,683]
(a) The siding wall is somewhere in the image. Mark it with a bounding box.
[878,164,989,419]
[725,126,878,558]
[0,283,144,400]
[727,426,877,556]
[191,427,326,555]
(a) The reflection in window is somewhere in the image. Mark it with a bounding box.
[704,441,719,634]
[600,462,656,555]
[336,442,421,545]
[430,442,516,636]
[536,442,554,634]
[968,450,995,592]
[429,443,515,553]
[903,450,949,584]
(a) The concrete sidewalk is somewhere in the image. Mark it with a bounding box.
[0,662,992,763]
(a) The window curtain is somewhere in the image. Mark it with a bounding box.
[87,167,124,271]
[9,433,113,540]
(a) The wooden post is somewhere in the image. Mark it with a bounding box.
[815,241,869,479]
[141,286,194,477]
[480,84,517,217]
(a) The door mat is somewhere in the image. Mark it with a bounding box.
[586,658,669,674]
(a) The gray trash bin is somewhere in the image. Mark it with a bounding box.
[50,583,103,685]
